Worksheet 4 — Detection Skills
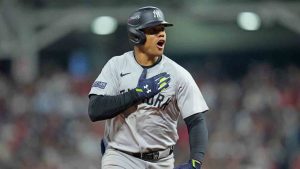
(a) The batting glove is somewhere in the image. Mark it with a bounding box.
[135,69,170,99]
[174,159,202,169]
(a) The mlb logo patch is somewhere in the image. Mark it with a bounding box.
[92,81,107,89]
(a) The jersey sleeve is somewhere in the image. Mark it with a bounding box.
[89,58,119,96]
[176,72,209,119]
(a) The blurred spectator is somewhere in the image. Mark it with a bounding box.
[0,61,299,169]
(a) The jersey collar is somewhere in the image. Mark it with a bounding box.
[132,51,163,69]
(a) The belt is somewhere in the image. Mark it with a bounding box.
[117,146,174,161]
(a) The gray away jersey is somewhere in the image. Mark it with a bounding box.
[89,51,209,153]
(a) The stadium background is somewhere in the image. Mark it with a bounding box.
[0,0,300,169]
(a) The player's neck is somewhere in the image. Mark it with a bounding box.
[133,49,160,66]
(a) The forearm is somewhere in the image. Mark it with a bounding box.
[184,112,208,162]
[88,90,140,122]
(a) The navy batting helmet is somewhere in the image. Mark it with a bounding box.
[127,6,173,45]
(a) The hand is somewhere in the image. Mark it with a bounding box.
[174,159,202,169]
[135,69,170,99]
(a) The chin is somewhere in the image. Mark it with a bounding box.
[147,48,164,57]
[155,49,164,56]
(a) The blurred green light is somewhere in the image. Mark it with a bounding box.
[237,12,261,31]
[91,16,118,35]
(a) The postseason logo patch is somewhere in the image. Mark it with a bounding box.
[92,81,107,89]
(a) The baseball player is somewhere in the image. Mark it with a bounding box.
[88,6,209,169]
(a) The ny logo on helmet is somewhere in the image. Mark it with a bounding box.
[153,9,162,19]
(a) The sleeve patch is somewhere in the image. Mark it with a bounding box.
[92,81,107,89]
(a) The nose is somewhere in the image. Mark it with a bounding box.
[158,31,165,37]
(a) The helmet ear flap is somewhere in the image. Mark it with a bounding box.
[128,27,146,45]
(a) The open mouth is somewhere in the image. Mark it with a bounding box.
[157,40,165,49]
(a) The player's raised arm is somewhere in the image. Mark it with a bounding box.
[88,91,139,122]
[88,68,170,121]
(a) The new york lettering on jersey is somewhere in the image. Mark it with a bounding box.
[119,88,172,109]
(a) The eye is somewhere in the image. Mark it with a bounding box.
[143,26,165,35]
[143,28,155,35]
[158,26,165,32]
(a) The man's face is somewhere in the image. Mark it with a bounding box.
[140,25,167,57]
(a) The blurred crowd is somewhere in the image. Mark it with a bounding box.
[0,62,299,169]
